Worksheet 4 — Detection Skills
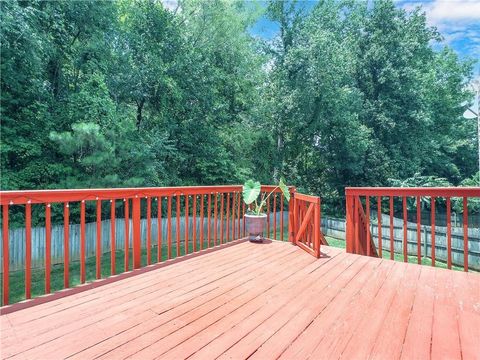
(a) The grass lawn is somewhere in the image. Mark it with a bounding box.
[324,236,466,272]
[1,237,235,306]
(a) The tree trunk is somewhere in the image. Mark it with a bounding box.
[136,98,145,130]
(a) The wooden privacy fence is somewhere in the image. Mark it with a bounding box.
[0,185,294,306]
[346,187,480,272]
[321,215,480,270]
[1,212,290,272]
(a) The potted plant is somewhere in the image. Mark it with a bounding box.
[242,179,290,242]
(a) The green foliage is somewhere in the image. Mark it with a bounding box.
[262,0,477,215]
[242,180,261,205]
[0,0,477,221]
[242,178,290,215]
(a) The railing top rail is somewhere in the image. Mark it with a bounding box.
[0,185,295,205]
[295,193,320,204]
[345,187,480,197]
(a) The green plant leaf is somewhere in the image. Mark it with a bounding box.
[242,179,261,205]
[279,178,290,202]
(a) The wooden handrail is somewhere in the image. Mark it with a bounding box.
[346,187,479,197]
[0,184,293,307]
[345,187,479,272]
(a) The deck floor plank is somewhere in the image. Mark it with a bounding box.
[112,252,342,359]
[431,269,462,360]
[65,245,307,360]
[250,256,383,360]
[210,255,373,360]
[399,266,436,360]
[176,252,366,360]
[369,263,421,359]
[1,241,478,360]
[278,258,393,360]
[329,262,407,359]
[5,242,295,359]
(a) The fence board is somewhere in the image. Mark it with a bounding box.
[1,212,288,272]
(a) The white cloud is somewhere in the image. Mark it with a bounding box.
[161,0,178,11]
[400,0,480,65]
[426,0,480,23]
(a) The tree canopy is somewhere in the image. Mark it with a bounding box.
[1,0,477,214]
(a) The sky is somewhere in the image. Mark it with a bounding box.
[250,0,480,77]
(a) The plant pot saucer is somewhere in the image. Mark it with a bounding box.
[249,235,264,243]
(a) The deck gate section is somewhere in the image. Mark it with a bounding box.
[345,187,480,271]
[291,193,324,258]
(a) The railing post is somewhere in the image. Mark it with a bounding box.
[345,193,355,253]
[132,196,141,269]
[314,197,320,258]
[288,187,296,244]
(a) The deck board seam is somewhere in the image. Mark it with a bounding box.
[209,255,374,360]
[153,252,351,359]
[251,256,385,360]
[62,248,314,359]
[2,244,298,358]
[118,253,322,359]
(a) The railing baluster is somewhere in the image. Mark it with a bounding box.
[26,203,32,299]
[231,192,236,241]
[81,200,86,283]
[185,195,189,255]
[200,194,204,249]
[354,197,359,253]
[463,197,468,271]
[267,196,270,239]
[124,199,129,272]
[110,200,116,275]
[237,192,241,240]
[446,197,452,269]
[389,196,394,260]
[207,194,212,247]
[273,193,277,240]
[377,196,382,258]
[176,194,181,257]
[403,196,407,262]
[45,203,51,293]
[226,194,230,242]
[64,202,69,288]
[132,197,141,269]
[366,196,370,256]
[96,199,101,279]
[314,198,320,257]
[293,194,298,245]
[2,204,9,305]
[157,197,162,262]
[416,196,421,264]
[193,195,197,252]
[242,202,246,238]
[167,196,172,259]
[220,193,224,244]
[280,194,284,241]
[431,197,436,267]
[147,197,151,264]
[214,194,218,246]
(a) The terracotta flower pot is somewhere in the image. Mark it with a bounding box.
[244,214,267,242]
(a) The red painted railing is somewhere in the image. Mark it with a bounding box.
[346,187,480,271]
[0,185,293,306]
[291,193,324,258]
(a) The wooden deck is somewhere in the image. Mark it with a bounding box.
[1,240,479,360]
